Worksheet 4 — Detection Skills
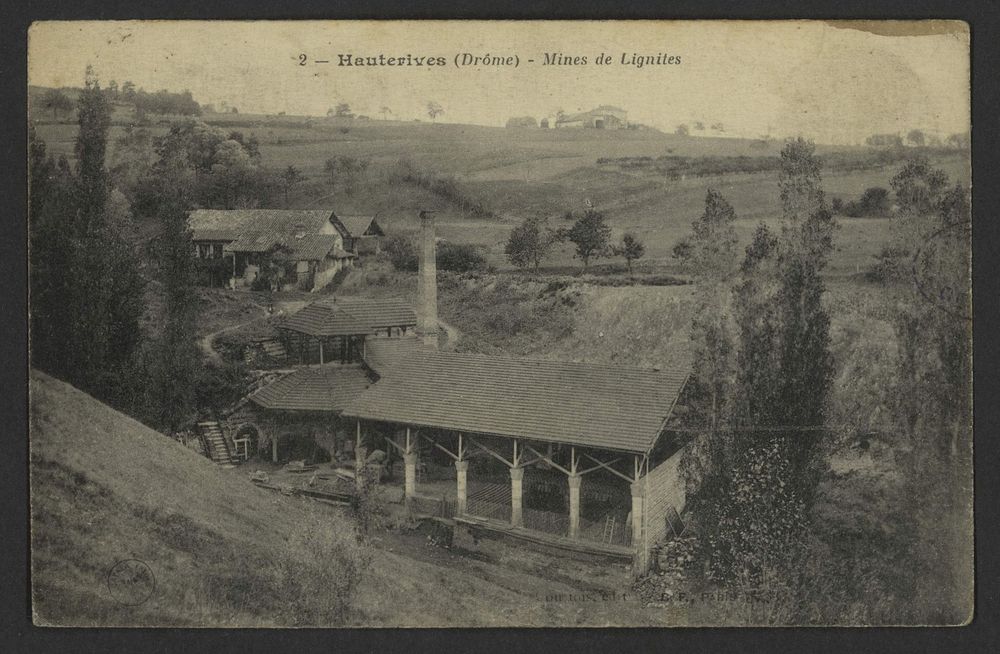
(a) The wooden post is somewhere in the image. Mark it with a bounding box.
[272,434,278,463]
[319,339,325,364]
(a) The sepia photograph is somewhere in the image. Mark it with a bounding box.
[25,19,972,628]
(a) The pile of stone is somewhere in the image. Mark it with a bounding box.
[634,535,699,605]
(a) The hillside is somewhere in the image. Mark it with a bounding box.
[31,106,969,278]
[30,369,678,627]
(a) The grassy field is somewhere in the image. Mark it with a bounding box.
[32,112,969,278]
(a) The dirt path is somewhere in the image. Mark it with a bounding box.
[198,310,273,365]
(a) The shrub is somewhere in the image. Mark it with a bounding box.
[437,242,488,273]
[843,187,891,218]
[382,233,418,272]
[268,509,370,626]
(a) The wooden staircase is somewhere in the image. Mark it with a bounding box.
[197,421,237,467]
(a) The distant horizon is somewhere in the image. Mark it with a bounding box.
[28,21,970,147]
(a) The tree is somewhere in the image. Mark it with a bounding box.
[675,190,740,440]
[30,69,145,406]
[437,242,488,272]
[843,187,891,217]
[675,124,690,136]
[505,217,555,270]
[427,101,444,121]
[777,137,824,226]
[693,121,705,131]
[562,209,611,270]
[40,88,74,120]
[121,80,137,102]
[335,102,354,118]
[891,155,949,216]
[945,132,969,150]
[686,141,837,584]
[324,156,370,192]
[281,165,304,206]
[379,105,392,120]
[614,233,645,274]
[907,129,926,147]
[254,243,294,291]
[150,195,200,432]
[383,233,418,272]
[75,67,113,231]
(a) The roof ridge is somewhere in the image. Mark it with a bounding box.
[409,348,689,375]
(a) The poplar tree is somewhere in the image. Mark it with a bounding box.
[29,69,145,407]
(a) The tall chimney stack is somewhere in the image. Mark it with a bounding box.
[416,210,439,348]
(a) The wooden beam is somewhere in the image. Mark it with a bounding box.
[469,437,513,468]
[523,444,571,476]
[578,457,622,476]
[405,427,412,454]
[384,435,405,454]
[420,432,460,461]
[582,452,634,484]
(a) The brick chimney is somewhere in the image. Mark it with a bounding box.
[416,210,439,348]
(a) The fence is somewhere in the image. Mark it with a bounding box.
[467,481,511,522]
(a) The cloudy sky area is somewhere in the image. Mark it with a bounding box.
[28,20,969,144]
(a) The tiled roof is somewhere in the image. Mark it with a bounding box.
[190,209,337,253]
[248,364,374,412]
[342,351,689,454]
[224,230,279,253]
[338,215,383,237]
[280,303,373,337]
[362,336,428,373]
[191,229,234,242]
[316,297,417,330]
[286,234,339,261]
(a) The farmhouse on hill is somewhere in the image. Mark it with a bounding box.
[555,105,628,129]
[187,209,385,291]
[204,211,690,572]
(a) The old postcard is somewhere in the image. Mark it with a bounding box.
[26,20,972,627]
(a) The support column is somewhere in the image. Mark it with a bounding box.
[510,467,524,527]
[455,460,469,515]
[403,427,416,504]
[403,452,417,503]
[271,434,278,463]
[631,480,647,570]
[568,473,581,538]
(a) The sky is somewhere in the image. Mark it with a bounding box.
[28,20,970,144]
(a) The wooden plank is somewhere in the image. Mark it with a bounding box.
[581,453,634,483]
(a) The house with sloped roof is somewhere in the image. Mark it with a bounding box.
[187,209,384,291]
[555,105,628,129]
